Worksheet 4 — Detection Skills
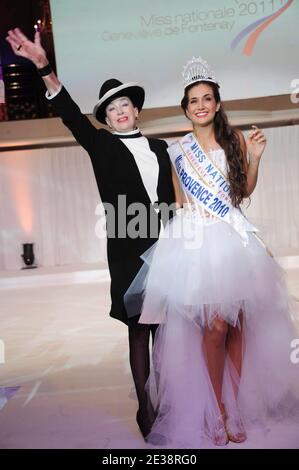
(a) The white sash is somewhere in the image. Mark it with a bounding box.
[168,133,258,245]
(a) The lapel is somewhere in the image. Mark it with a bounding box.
[148,138,170,204]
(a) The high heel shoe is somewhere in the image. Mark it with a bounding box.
[211,413,229,446]
[225,413,247,443]
[136,408,169,445]
[136,408,152,440]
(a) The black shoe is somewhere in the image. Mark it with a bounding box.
[136,408,152,440]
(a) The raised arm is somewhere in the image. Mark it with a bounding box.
[238,126,266,196]
[6,28,98,153]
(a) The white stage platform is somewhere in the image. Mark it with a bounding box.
[0,262,299,449]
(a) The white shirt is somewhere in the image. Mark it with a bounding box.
[114,129,159,205]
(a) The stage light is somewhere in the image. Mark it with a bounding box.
[21,243,37,269]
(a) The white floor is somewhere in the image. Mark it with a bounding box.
[0,263,299,449]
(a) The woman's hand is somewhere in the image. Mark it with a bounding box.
[6,28,48,68]
[246,125,267,162]
[6,27,61,95]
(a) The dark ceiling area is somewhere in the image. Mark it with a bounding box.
[0,0,57,121]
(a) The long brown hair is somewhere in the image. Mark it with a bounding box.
[181,82,247,207]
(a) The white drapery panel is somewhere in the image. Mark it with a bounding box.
[242,125,299,257]
[0,146,106,270]
[0,124,298,271]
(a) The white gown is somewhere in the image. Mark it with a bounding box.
[125,148,299,448]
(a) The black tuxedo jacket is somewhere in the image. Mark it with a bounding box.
[50,87,175,324]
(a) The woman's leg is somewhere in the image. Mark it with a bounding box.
[203,317,229,445]
[226,312,243,379]
[225,312,247,442]
[128,321,155,438]
[203,317,228,414]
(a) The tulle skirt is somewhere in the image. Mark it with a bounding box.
[125,209,299,447]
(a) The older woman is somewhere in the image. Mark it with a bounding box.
[6,28,176,441]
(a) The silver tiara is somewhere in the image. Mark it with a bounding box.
[182,56,218,88]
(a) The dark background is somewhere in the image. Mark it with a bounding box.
[0,0,57,120]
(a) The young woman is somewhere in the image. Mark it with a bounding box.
[125,57,299,447]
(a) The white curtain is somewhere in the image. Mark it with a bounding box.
[0,124,298,271]
[0,146,106,270]
[242,125,299,257]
